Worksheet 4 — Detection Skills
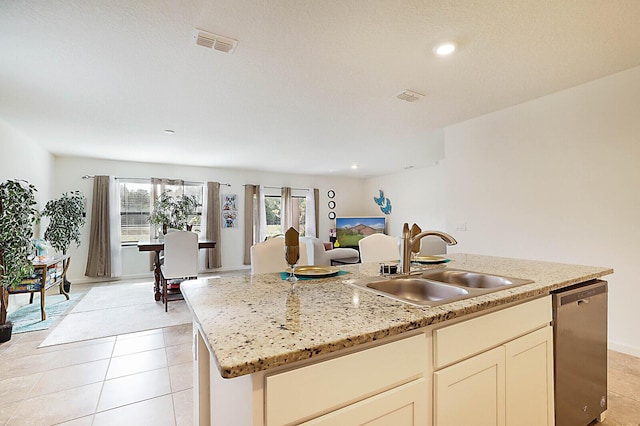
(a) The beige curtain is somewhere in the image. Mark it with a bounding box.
[314,188,319,237]
[85,176,111,277]
[244,185,260,264]
[205,182,221,269]
[281,186,292,231]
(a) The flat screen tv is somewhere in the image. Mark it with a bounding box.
[335,216,386,248]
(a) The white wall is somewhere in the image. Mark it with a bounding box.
[1,120,55,311]
[0,119,54,217]
[52,156,366,282]
[363,164,447,239]
[442,66,640,355]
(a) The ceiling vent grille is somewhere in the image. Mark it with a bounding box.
[194,29,238,54]
[396,90,424,102]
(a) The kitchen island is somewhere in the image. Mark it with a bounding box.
[181,253,613,425]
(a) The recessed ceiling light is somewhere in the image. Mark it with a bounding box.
[403,165,415,169]
[433,42,456,56]
[164,129,175,134]
[351,164,358,169]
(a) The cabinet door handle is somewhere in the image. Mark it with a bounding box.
[577,299,590,306]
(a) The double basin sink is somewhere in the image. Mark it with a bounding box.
[348,268,534,307]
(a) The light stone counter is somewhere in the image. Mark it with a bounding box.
[181,253,612,379]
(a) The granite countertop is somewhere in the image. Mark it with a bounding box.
[181,253,613,378]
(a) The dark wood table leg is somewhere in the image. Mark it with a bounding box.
[59,257,71,300]
[153,250,161,301]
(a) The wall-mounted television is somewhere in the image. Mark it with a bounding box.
[335,216,386,248]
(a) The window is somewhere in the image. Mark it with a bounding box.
[119,180,152,244]
[119,178,204,244]
[263,191,307,239]
[293,195,307,234]
[264,195,282,238]
[152,181,204,236]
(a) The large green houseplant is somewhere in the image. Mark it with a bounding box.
[40,191,86,292]
[0,179,38,342]
[148,192,198,234]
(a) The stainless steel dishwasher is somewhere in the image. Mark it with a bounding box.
[552,279,608,426]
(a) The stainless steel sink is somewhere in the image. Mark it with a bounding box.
[364,278,469,306]
[344,268,534,308]
[419,269,534,289]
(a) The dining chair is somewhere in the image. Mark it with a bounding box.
[160,230,198,312]
[358,233,401,263]
[300,237,359,266]
[250,235,309,274]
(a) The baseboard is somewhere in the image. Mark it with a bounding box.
[68,273,154,285]
[609,341,640,358]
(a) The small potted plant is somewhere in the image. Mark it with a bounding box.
[149,192,198,234]
[40,191,86,293]
[187,215,201,232]
[148,192,174,235]
[174,194,198,230]
[0,179,38,342]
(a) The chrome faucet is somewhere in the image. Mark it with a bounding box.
[400,223,458,274]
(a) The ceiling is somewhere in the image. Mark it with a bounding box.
[2,1,640,177]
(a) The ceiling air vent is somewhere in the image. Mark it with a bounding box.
[396,90,424,102]
[193,29,238,54]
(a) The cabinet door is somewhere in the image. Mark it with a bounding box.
[302,378,428,426]
[505,326,554,426]
[434,346,505,426]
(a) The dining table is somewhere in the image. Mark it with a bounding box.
[137,239,216,301]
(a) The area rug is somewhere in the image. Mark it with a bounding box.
[7,293,81,334]
[39,281,192,347]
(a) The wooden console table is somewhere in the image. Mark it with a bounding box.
[137,240,216,301]
[8,255,70,321]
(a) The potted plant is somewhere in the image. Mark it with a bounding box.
[187,215,201,232]
[0,179,38,342]
[174,194,198,230]
[40,191,86,293]
[148,192,173,235]
[148,192,198,234]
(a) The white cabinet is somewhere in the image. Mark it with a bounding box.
[265,332,431,425]
[434,346,505,425]
[505,326,554,426]
[433,296,554,426]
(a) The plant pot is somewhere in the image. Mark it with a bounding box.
[0,321,13,343]
[63,278,71,293]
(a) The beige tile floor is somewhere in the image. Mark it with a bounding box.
[1,281,639,425]
[0,323,193,426]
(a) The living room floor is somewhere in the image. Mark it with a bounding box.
[1,280,639,425]
[0,323,193,425]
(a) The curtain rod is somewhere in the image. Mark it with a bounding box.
[82,175,231,186]
[244,184,310,191]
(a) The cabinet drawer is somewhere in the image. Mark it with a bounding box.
[433,296,551,369]
[265,333,428,426]
[302,378,428,426]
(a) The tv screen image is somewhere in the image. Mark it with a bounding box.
[335,217,386,248]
